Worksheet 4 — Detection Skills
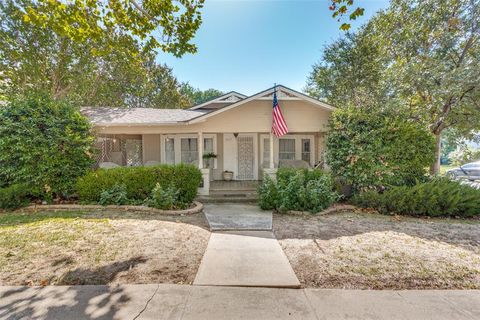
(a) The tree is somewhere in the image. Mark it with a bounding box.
[329,0,365,31]
[22,0,204,57]
[0,0,190,108]
[0,93,95,199]
[180,83,224,105]
[308,0,480,174]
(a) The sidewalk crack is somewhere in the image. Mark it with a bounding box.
[132,284,160,320]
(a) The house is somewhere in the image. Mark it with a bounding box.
[82,85,335,195]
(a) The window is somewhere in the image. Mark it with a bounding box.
[181,138,198,164]
[279,139,295,160]
[263,138,270,167]
[165,138,175,164]
[301,139,311,163]
[203,137,214,168]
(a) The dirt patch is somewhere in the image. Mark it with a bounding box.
[0,211,210,286]
[274,212,480,289]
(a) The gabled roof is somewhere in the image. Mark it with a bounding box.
[81,107,206,126]
[189,91,247,111]
[187,85,335,124]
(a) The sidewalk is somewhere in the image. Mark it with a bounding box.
[1,284,479,320]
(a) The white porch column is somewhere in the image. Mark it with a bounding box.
[269,131,274,169]
[263,131,277,181]
[198,131,203,169]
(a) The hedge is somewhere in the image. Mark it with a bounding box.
[351,178,480,218]
[76,164,202,205]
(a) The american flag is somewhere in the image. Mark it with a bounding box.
[271,90,289,136]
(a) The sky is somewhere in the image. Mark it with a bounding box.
[157,0,389,96]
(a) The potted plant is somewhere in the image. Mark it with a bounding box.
[202,152,217,168]
[223,170,234,181]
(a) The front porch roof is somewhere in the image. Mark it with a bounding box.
[81,107,207,126]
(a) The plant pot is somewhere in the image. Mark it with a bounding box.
[223,171,234,181]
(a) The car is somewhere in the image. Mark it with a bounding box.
[446,160,480,181]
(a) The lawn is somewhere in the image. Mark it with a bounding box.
[274,211,480,289]
[0,210,210,286]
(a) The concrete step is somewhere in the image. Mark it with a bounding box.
[209,190,257,196]
[197,195,258,204]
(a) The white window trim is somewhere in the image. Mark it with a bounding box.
[260,134,315,167]
[160,134,217,168]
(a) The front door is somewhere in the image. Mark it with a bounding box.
[237,135,255,180]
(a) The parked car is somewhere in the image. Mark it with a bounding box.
[446,161,480,181]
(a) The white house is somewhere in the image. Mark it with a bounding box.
[82,85,335,194]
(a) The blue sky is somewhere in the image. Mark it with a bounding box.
[157,0,389,95]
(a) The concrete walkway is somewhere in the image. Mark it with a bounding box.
[203,203,272,231]
[1,284,479,320]
[194,231,300,288]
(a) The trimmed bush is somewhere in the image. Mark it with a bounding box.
[76,164,202,205]
[258,168,340,213]
[326,107,435,192]
[0,184,30,210]
[0,94,94,199]
[352,178,480,218]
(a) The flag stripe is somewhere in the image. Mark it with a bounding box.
[272,91,289,137]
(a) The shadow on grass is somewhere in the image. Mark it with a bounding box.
[0,257,150,320]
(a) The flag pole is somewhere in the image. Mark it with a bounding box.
[270,83,276,169]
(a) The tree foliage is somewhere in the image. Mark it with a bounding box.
[329,0,365,31]
[0,94,95,199]
[0,0,191,108]
[309,0,480,173]
[180,83,224,105]
[22,0,204,57]
[326,107,435,192]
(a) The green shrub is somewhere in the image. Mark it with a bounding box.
[326,107,435,192]
[99,184,129,206]
[0,94,94,199]
[76,164,202,205]
[0,184,30,210]
[258,169,340,214]
[257,175,278,210]
[145,183,181,210]
[352,178,480,218]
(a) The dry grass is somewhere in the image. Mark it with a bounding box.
[0,211,210,286]
[275,212,480,289]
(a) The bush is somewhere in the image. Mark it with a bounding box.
[0,184,30,210]
[258,168,340,213]
[0,94,94,199]
[352,178,480,218]
[145,183,181,210]
[326,107,435,192]
[99,184,129,206]
[76,164,202,205]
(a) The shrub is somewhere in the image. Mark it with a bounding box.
[352,178,480,218]
[76,164,202,205]
[258,175,278,210]
[0,184,30,210]
[0,94,94,199]
[99,184,129,206]
[326,107,435,192]
[145,183,181,210]
[258,169,340,213]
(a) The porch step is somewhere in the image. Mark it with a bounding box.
[197,194,258,204]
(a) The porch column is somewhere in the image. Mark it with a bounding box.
[198,131,203,169]
[269,132,274,169]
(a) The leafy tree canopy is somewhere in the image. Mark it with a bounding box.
[23,0,204,57]
[180,83,224,106]
[309,0,480,173]
[0,0,191,108]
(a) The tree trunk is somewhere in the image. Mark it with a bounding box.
[430,132,441,175]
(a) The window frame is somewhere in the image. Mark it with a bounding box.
[161,134,217,168]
